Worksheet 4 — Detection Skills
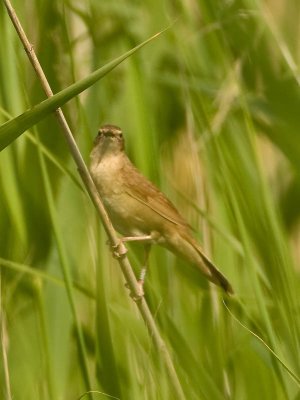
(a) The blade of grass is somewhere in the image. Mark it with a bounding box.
[223,300,300,387]
[35,281,57,400]
[3,2,185,398]
[0,103,84,191]
[37,135,93,395]
[0,274,12,400]
[94,237,122,398]
[0,27,167,151]
[215,139,290,396]
[0,257,95,298]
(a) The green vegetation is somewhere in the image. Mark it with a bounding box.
[1,1,300,399]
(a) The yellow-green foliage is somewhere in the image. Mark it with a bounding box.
[0,1,300,399]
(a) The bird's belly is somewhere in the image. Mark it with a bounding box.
[102,192,150,237]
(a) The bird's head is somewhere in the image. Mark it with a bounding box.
[93,124,125,158]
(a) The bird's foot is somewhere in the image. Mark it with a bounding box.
[136,267,146,297]
[130,270,146,301]
[107,239,128,259]
[106,234,153,259]
[124,282,144,302]
[136,279,145,297]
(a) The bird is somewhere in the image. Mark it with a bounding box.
[89,124,233,296]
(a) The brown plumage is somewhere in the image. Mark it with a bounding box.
[90,124,233,295]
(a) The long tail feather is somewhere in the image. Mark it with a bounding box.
[165,231,234,295]
[189,238,234,295]
[198,249,234,295]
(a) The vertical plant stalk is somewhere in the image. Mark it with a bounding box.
[0,274,13,400]
[37,134,93,395]
[0,315,12,400]
[3,1,186,399]
[34,281,57,400]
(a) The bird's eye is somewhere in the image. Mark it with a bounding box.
[118,133,122,138]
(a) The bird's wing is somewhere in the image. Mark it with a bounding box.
[123,161,190,229]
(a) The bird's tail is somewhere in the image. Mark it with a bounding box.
[195,245,234,295]
[165,231,234,295]
[185,236,234,295]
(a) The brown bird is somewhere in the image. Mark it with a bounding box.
[90,124,233,295]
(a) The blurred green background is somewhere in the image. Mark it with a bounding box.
[1,0,300,399]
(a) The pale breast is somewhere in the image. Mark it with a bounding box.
[90,156,124,197]
[90,155,145,235]
[90,153,172,239]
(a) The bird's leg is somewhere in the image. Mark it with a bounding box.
[136,244,151,297]
[119,235,153,243]
[110,235,153,258]
[109,234,154,299]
